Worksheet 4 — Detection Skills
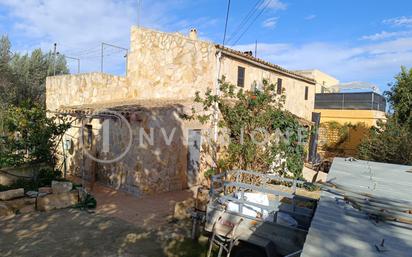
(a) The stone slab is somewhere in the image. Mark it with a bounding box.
[51,181,73,194]
[0,188,24,201]
[4,197,36,211]
[37,191,79,211]
[0,203,14,217]
[38,187,52,194]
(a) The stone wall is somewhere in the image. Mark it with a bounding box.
[46,73,128,111]
[127,26,217,100]
[60,104,210,195]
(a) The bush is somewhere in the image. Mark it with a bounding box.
[0,105,70,168]
[358,118,412,165]
[0,168,62,192]
[185,77,308,178]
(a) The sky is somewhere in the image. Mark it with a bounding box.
[0,0,412,92]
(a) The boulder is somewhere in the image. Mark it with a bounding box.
[36,191,79,211]
[0,203,14,217]
[38,187,52,194]
[173,198,195,220]
[195,187,209,212]
[0,188,24,201]
[19,204,36,214]
[51,181,72,194]
[26,191,39,198]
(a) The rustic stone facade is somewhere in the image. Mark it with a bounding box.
[46,26,316,196]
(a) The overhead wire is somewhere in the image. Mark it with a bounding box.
[230,0,272,45]
[225,0,264,44]
[222,0,232,46]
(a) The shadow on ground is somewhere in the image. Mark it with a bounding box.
[0,209,167,257]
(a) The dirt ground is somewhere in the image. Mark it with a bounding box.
[0,184,197,257]
[91,183,194,229]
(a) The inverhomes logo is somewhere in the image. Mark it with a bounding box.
[78,109,311,164]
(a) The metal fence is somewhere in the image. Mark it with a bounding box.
[314,92,386,112]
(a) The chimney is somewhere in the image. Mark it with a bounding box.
[189,28,198,40]
[243,51,253,56]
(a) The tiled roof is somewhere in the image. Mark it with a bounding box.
[216,45,316,85]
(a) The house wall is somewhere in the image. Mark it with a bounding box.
[317,109,386,156]
[295,69,339,93]
[127,26,217,100]
[315,109,386,126]
[60,105,211,195]
[46,26,318,195]
[220,56,315,121]
[46,73,128,111]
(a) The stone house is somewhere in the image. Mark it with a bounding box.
[46,26,316,196]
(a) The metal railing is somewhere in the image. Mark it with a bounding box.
[315,92,386,112]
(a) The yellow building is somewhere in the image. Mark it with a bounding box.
[314,92,387,156]
[294,69,339,93]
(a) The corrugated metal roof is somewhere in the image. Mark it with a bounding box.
[301,158,412,257]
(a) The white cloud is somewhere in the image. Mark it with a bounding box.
[383,16,412,27]
[305,14,316,20]
[0,0,201,74]
[361,30,412,41]
[263,0,287,10]
[262,17,278,28]
[235,37,412,88]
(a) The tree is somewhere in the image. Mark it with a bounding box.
[0,34,69,108]
[186,78,308,178]
[358,66,412,165]
[385,66,412,129]
[0,105,71,168]
[358,118,412,165]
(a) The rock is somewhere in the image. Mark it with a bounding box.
[26,191,39,198]
[195,187,209,212]
[0,203,14,217]
[38,187,52,194]
[4,197,36,212]
[36,191,79,211]
[51,181,72,194]
[0,188,24,201]
[173,198,195,220]
[19,204,36,214]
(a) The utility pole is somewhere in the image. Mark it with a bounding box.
[100,43,104,72]
[100,42,129,75]
[137,0,142,27]
[53,43,57,76]
[58,53,80,74]
[255,40,258,57]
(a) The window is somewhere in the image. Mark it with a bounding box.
[237,66,245,87]
[277,78,283,94]
[305,86,309,100]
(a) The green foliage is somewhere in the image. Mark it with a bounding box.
[385,66,412,129]
[0,35,69,108]
[358,66,412,165]
[320,121,366,154]
[75,193,97,210]
[0,105,71,168]
[186,77,308,178]
[358,118,412,165]
[0,168,62,192]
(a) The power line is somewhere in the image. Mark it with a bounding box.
[230,0,272,45]
[226,0,264,44]
[222,0,231,46]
